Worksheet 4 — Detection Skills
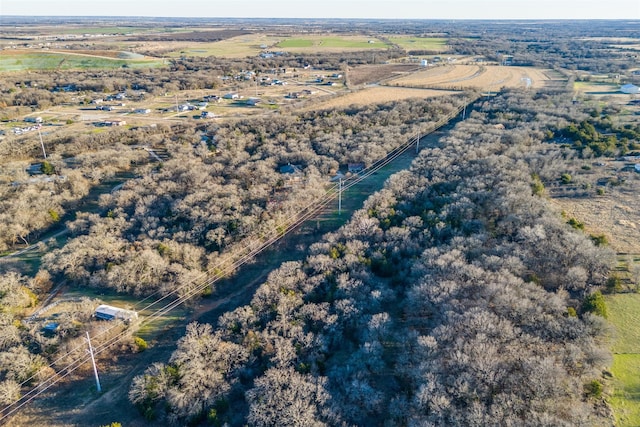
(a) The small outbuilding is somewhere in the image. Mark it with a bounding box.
[94,304,138,322]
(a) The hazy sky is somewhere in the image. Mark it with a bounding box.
[2,0,639,20]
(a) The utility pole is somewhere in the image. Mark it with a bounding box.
[37,127,47,159]
[86,332,101,393]
[175,93,179,113]
[462,103,467,120]
[338,178,343,215]
[415,132,420,153]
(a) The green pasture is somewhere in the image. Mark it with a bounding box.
[166,35,283,58]
[605,293,640,427]
[0,52,164,71]
[277,36,390,50]
[277,38,314,48]
[388,36,448,52]
[165,34,389,59]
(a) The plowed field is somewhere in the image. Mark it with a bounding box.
[307,86,456,110]
[390,65,559,90]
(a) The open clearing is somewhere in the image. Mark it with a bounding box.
[605,293,640,427]
[574,81,625,97]
[347,63,420,86]
[389,64,558,90]
[388,36,448,52]
[552,170,640,425]
[0,50,163,71]
[551,180,640,255]
[161,34,393,57]
[165,34,284,58]
[306,86,456,110]
[276,35,391,52]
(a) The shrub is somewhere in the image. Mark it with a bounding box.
[585,379,603,398]
[41,161,55,175]
[590,234,608,246]
[567,218,584,230]
[48,209,60,222]
[606,275,622,293]
[582,291,608,318]
[134,336,148,352]
[531,173,544,196]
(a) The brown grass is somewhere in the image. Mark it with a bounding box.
[550,170,640,254]
[347,64,420,86]
[390,65,557,90]
[306,86,457,111]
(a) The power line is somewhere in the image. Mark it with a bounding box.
[0,99,473,423]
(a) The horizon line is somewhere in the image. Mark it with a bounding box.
[2,15,639,21]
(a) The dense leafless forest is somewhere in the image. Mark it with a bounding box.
[37,96,468,296]
[1,17,638,426]
[126,90,615,425]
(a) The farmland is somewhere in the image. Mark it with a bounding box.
[164,34,284,58]
[0,50,164,71]
[307,86,457,110]
[389,64,559,90]
[276,35,391,51]
[387,36,448,52]
[347,63,421,86]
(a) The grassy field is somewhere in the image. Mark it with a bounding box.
[276,36,391,51]
[388,36,448,52]
[574,81,621,92]
[605,293,640,427]
[278,39,314,48]
[165,34,284,58]
[0,51,164,71]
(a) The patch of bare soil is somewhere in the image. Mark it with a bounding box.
[390,65,556,90]
[347,63,420,86]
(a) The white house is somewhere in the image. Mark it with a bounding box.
[621,84,640,94]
